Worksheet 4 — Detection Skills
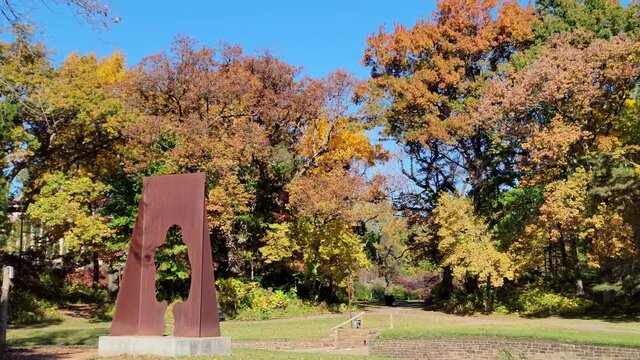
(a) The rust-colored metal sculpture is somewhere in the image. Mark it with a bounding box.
[110,173,220,337]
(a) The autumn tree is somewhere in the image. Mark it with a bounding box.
[356,198,409,288]
[463,0,640,296]
[0,30,131,291]
[415,193,512,307]
[357,0,536,213]
[0,30,129,202]
[26,172,113,284]
[0,102,18,245]
[359,0,640,305]
[120,37,384,298]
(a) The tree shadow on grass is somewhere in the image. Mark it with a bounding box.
[555,312,640,323]
[7,346,91,360]
[9,318,64,330]
[8,328,108,347]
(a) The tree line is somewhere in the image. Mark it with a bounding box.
[2,0,640,314]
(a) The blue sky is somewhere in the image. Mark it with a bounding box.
[31,0,436,79]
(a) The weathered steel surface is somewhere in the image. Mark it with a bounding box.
[110,173,221,337]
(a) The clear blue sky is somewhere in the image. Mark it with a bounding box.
[32,0,436,79]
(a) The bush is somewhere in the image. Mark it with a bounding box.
[441,292,478,314]
[93,302,115,321]
[40,272,64,301]
[518,288,593,317]
[387,284,421,301]
[397,271,441,300]
[216,278,328,320]
[353,282,373,301]
[361,282,421,303]
[215,278,258,317]
[9,290,62,325]
[62,283,109,304]
[65,266,108,287]
[372,284,386,302]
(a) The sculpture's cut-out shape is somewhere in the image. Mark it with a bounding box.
[110,173,221,337]
[154,225,191,303]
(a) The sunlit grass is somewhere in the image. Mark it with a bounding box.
[8,308,640,349]
[221,315,347,341]
[374,312,640,347]
[8,315,351,346]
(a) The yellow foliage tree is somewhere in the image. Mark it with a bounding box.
[431,193,513,287]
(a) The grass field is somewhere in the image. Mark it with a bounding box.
[8,305,640,350]
[7,314,352,346]
[358,310,640,348]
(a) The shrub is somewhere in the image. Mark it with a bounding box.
[518,288,593,317]
[353,282,373,301]
[215,278,258,317]
[387,284,421,301]
[9,290,62,325]
[362,282,421,303]
[40,272,64,301]
[62,283,109,304]
[441,292,478,314]
[397,272,441,300]
[93,302,115,321]
[65,266,108,287]
[216,278,328,320]
[372,284,386,302]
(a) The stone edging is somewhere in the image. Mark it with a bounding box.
[369,337,640,360]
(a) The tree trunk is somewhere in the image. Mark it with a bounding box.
[633,203,640,261]
[568,237,584,296]
[547,243,556,275]
[549,242,556,277]
[92,251,100,287]
[440,266,454,300]
[559,236,570,281]
[485,275,493,312]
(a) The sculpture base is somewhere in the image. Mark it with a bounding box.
[98,336,231,357]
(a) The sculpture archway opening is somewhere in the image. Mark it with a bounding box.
[154,224,192,305]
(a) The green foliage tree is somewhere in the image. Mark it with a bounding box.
[26,172,113,284]
[261,219,369,300]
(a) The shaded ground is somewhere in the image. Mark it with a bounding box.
[7,346,94,360]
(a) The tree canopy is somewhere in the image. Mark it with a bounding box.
[3,0,640,315]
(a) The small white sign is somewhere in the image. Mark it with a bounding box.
[5,266,14,279]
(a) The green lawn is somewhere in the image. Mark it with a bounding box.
[8,315,351,346]
[221,315,348,341]
[8,309,640,349]
[380,325,640,347]
[360,312,640,348]
[8,322,111,346]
